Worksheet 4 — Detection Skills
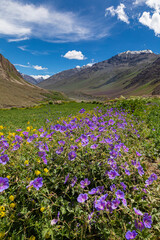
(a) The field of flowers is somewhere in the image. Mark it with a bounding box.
[0,102,159,239]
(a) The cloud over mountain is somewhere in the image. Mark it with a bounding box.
[63,50,86,60]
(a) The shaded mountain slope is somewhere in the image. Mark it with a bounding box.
[0,54,48,108]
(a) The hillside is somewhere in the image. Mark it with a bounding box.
[38,50,160,99]
[0,54,49,108]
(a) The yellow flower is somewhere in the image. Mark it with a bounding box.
[29,236,36,240]
[0,212,5,218]
[24,160,29,165]
[0,132,3,136]
[6,175,10,179]
[40,207,45,212]
[9,195,15,201]
[44,168,49,173]
[35,170,41,176]
[27,121,30,124]
[0,126,4,130]
[0,206,5,212]
[10,203,16,208]
[26,126,31,131]
[36,159,41,163]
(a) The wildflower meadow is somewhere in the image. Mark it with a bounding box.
[0,100,159,239]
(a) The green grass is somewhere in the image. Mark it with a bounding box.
[0,101,101,132]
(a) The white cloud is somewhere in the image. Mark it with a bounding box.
[134,0,160,10]
[133,0,146,5]
[0,19,30,36]
[0,0,106,42]
[33,65,48,71]
[18,46,27,51]
[105,3,130,24]
[14,63,48,71]
[8,37,29,42]
[139,11,160,36]
[136,0,160,36]
[14,63,31,68]
[146,0,160,10]
[63,50,86,60]
[30,75,50,80]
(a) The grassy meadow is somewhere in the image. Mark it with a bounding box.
[0,98,159,240]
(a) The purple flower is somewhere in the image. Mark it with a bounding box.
[51,219,58,225]
[120,182,127,190]
[138,166,144,176]
[64,174,69,184]
[108,119,115,125]
[77,193,88,203]
[125,169,131,176]
[99,193,108,201]
[150,173,157,181]
[96,186,104,194]
[80,178,91,188]
[115,190,125,199]
[12,143,20,151]
[68,151,77,161]
[51,211,60,225]
[145,173,157,186]
[106,200,112,212]
[90,144,98,149]
[27,177,43,190]
[111,198,120,209]
[88,212,94,220]
[0,154,9,165]
[95,200,106,211]
[136,151,142,157]
[0,177,9,192]
[135,220,144,231]
[122,198,127,207]
[58,140,65,145]
[56,147,64,155]
[110,184,116,191]
[88,188,97,195]
[79,108,85,113]
[71,177,77,187]
[143,213,152,228]
[133,208,143,216]
[38,151,47,158]
[125,230,138,239]
[108,170,119,179]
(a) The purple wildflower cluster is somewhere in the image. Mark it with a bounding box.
[0,107,158,239]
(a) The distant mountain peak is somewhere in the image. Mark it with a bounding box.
[118,50,153,56]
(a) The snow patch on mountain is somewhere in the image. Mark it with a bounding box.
[118,50,153,56]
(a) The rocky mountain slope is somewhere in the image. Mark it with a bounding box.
[38,50,160,99]
[0,54,48,108]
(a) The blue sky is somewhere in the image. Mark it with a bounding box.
[0,0,160,78]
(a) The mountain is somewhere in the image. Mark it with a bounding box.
[21,74,38,85]
[0,54,49,108]
[21,74,47,85]
[38,50,160,99]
